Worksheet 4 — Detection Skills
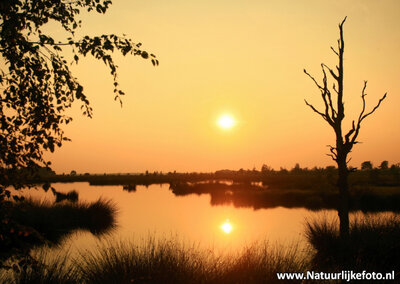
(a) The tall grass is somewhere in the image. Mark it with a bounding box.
[305,213,400,273]
[76,238,307,284]
[2,238,307,284]
[214,241,306,284]
[0,250,79,284]
[77,238,215,284]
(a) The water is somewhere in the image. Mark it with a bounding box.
[20,182,336,255]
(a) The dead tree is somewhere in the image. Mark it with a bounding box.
[304,17,387,238]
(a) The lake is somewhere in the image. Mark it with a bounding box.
[19,182,359,256]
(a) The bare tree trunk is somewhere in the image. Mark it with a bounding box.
[337,156,349,238]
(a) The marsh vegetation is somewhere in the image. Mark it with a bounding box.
[2,213,400,284]
[1,196,116,264]
[2,238,307,284]
[305,214,400,273]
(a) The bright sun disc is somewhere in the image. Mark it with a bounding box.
[221,220,233,234]
[218,114,235,129]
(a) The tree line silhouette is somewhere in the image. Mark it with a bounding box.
[33,161,400,189]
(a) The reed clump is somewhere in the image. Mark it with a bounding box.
[0,250,79,284]
[305,213,400,273]
[9,198,117,244]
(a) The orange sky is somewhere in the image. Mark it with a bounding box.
[42,0,400,174]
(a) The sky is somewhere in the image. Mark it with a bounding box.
[43,0,400,174]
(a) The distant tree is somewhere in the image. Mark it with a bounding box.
[279,167,289,174]
[261,164,273,173]
[325,166,337,171]
[291,163,301,173]
[361,161,373,171]
[304,17,387,238]
[379,160,389,170]
[390,163,400,171]
[390,164,400,183]
[311,166,322,172]
[70,170,77,176]
[325,165,337,182]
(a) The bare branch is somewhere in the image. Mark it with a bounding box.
[304,69,324,90]
[324,82,336,122]
[320,66,333,121]
[327,154,337,161]
[304,67,335,125]
[340,16,347,27]
[357,81,369,123]
[327,144,338,161]
[332,83,339,95]
[344,120,355,144]
[330,46,339,56]
[304,99,327,119]
[349,81,387,145]
[360,93,387,123]
[322,63,338,81]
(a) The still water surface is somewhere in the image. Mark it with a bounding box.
[21,182,336,254]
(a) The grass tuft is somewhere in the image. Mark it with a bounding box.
[0,250,79,284]
[305,213,400,272]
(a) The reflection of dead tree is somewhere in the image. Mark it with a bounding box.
[304,17,387,238]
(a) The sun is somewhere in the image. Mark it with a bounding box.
[221,219,233,234]
[217,114,235,130]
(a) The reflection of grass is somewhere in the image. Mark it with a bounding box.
[305,214,400,272]
[10,198,117,244]
[3,238,307,284]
